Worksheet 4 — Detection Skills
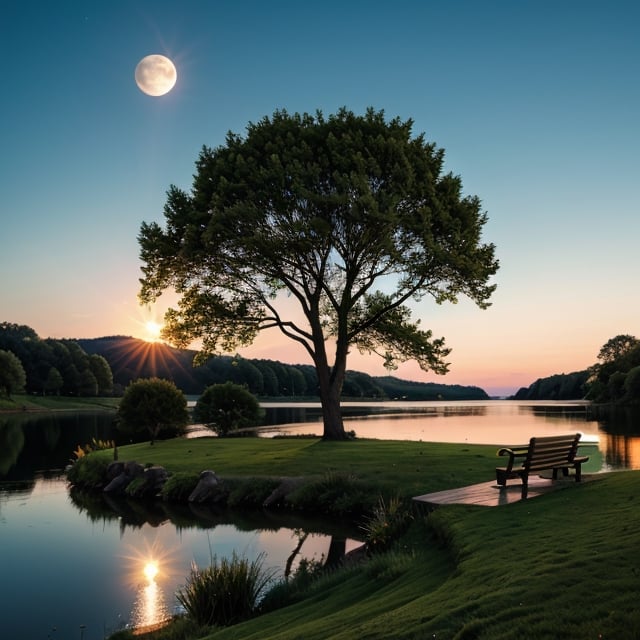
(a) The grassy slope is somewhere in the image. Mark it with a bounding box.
[196,472,640,640]
[110,438,640,639]
[0,394,119,411]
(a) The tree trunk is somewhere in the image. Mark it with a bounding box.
[315,351,348,440]
[319,387,347,440]
[310,308,349,440]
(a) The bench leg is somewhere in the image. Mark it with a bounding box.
[575,463,582,482]
[521,478,528,500]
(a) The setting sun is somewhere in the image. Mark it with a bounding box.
[144,321,163,343]
[143,561,159,582]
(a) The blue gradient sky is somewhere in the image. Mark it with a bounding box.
[1,1,638,396]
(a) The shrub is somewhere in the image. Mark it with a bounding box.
[161,472,200,502]
[226,477,282,508]
[117,378,189,444]
[176,552,276,627]
[66,454,110,489]
[193,382,263,436]
[287,471,374,516]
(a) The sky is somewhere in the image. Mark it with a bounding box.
[1,1,638,397]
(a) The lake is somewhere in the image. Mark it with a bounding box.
[1,400,639,639]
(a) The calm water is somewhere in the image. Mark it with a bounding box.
[1,401,640,639]
[0,474,359,640]
[258,400,640,471]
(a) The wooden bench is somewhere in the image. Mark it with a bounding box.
[495,433,589,499]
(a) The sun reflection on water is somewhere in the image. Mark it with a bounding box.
[130,574,170,633]
[121,541,177,634]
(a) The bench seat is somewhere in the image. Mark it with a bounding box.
[495,433,589,499]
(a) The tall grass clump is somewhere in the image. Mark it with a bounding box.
[176,552,276,627]
[360,494,413,552]
[66,453,111,489]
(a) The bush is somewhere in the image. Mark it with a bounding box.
[66,454,110,489]
[193,382,263,436]
[226,477,281,508]
[287,471,374,516]
[161,472,200,502]
[176,552,276,627]
[117,378,189,444]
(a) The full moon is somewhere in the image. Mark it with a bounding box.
[135,54,177,96]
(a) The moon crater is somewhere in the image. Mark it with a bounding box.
[135,54,177,96]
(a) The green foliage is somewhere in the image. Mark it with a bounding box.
[360,494,413,553]
[362,548,418,583]
[138,107,498,439]
[587,334,640,404]
[139,473,640,640]
[287,471,375,516]
[176,552,276,627]
[66,453,111,489]
[161,472,200,502]
[89,353,114,395]
[117,377,189,443]
[259,556,327,613]
[44,366,63,395]
[0,349,27,397]
[194,382,263,436]
[226,477,281,508]
[597,334,639,364]
[512,370,589,400]
[0,322,115,397]
[623,365,640,404]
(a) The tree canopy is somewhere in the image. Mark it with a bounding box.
[139,108,498,439]
[117,377,189,444]
[0,349,27,398]
[0,323,114,397]
[587,334,640,404]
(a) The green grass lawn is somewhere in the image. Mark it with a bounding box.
[0,394,119,411]
[108,438,640,640]
[116,437,499,497]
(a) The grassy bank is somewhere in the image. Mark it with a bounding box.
[0,394,120,412]
[112,437,498,496]
[106,438,639,639]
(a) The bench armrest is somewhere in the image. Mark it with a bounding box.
[497,446,528,472]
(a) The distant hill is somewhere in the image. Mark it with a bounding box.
[510,370,589,400]
[77,336,490,401]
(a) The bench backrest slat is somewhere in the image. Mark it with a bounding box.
[524,434,581,473]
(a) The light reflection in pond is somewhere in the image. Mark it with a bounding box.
[130,568,170,634]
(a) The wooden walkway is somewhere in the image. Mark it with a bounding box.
[413,474,590,508]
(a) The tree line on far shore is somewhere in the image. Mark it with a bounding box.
[0,323,488,401]
[511,334,640,405]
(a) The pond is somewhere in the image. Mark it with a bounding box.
[1,474,359,640]
[1,400,639,639]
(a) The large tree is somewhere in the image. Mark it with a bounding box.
[139,108,498,439]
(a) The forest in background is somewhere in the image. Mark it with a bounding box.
[0,323,488,401]
[77,335,489,400]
